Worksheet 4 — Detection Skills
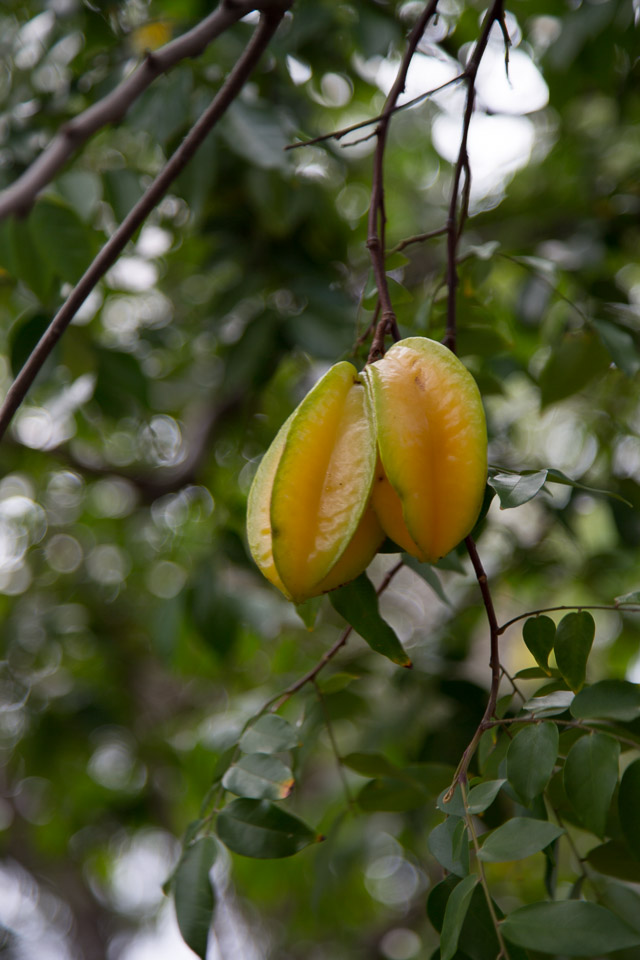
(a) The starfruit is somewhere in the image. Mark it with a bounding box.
[363,337,487,562]
[246,337,487,600]
[246,361,384,603]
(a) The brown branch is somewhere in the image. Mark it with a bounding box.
[285,75,464,152]
[0,0,291,219]
[498,603,640,636]
[366,0,440,363]
[267,560,404,711]
[443,536,501,803]
[443,0,506,352]
[313,678,355,809]
[0,8,289,446]
[387,226,448,255]
[47,391,245,502]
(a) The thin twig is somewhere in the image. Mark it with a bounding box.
[443,537,502,800]
[0,9,288,445]
[387,226,448,256]
[498,603,640,636]
[466,536,501,721]
[498,252,590,324]
[461,781,511,960]
[0,0,290,219]
[266,560,404,712]
[28,391,245,502]
[486,717,640,751]
[549,805,591,885]
[313,679,355,809]
[500,664,526,702]
[444,0,506,351]
[285,75,464,152]
[366,0,440,363]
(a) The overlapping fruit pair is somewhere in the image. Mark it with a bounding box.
[247,337,487,603]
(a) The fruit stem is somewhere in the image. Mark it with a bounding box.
[366,0,440,363]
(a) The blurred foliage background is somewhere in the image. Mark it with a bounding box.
[0,0,639,958]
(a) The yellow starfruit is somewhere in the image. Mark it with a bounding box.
[246,361,384,602]
[362,337,487,562]
[246,337,487,599]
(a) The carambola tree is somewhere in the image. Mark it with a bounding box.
[0,1,639,958]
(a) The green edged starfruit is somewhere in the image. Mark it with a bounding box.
[362,337,487,562]
[246,361,384,602]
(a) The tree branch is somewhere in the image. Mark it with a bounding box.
[498,602,640,636]
[0,0,291,219]
[366,0,440,363]
[44,391,246,502]
[285,74,463,152]
[0,8,289,445]
[444,0,505,352]
[443,536,501,802]
[267,560,404,711]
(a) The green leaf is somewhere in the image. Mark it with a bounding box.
[478,818,564,863]
[466,779,506,815]
[586,841,640,883]
[31,197,96,283]
[435,550,467,574]
[437,784,466,818]
[488,470,548,508]
[239,715,299,754]
[538,330,609,407]
[401,554,450,605]
[216,799,317,858]
[329,573,411,667]
[563,733,619,838]
[554,611,595,692]
[514,666,560,680]
[618,757,640,859]
[522,615,556,673]
[597,878,640,934]
[616,589,640,604]
[295,596,323,630]
[318,672,359,694]
[363,274,413,306]
[501,901,640,955]
[173,837,217,960]
[427,878,529,960]
[507,722,559,803]
[222,753,294,801]
[545,468,632,506]
[524,690,574,716]
[593,318,640,377]
[428,818,469,877]
[571,680,640,722]
[440,874,478,960]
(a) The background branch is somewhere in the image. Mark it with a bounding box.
[444,0,506,351]
[267,560,404,711]
[0,0,290,219]
[0,8,289,445]
[366,0,440,363]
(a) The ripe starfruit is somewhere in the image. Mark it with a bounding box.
[246,361,384,603]
[246,337,487,601]
[363,337,487,563]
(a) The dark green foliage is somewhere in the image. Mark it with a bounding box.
[0,1,639,959]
